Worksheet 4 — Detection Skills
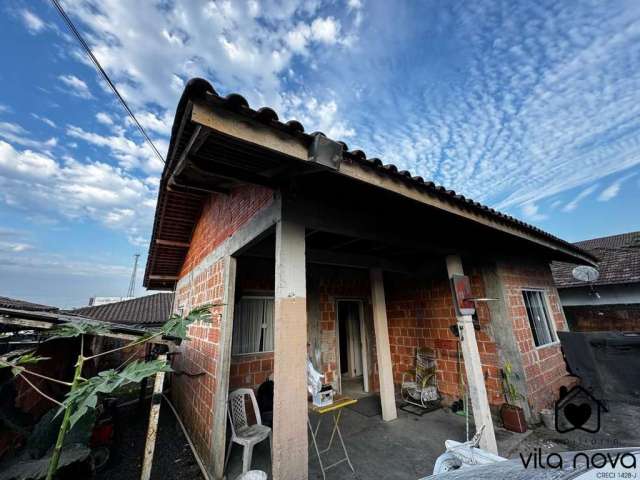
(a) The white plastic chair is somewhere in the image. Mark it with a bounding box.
[225,388,272,475]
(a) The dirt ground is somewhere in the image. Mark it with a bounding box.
[96,399,203,480]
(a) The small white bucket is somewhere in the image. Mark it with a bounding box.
[235,471,268,480]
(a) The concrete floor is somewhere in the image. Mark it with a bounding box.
[224,402,527,480]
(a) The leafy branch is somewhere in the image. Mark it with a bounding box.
[0,303,216,479]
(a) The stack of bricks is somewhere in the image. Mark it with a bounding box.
[498,259,575,413]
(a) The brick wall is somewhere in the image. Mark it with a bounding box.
[172,258,225,462]
[564,304,640,332]
[180,185,273,276]
[313,266,374,389]
[498,259,575,413]
[229,353,274,390]
[171,185,273,464]
[385,266,504,406]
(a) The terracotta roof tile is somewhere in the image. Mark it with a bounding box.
[72,293,173,327]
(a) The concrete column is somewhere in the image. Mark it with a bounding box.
[370,268,398,422]
[210,256,236,479]
[272,218,308,480]
[445,255,498,454]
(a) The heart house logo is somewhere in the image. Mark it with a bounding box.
[555,385,607,434]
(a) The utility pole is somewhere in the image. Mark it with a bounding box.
[127,254,140,298]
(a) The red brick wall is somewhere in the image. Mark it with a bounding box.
[498,260,574,413]
[229,353,274,391]
[564,304,640,332]
[171,185,273,463]
[385,266,503,406]
[314,266,375,388]
[180,185,273,276]
[172,258,225,461]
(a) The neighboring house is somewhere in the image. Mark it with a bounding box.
[142,78,596,479]
[88,296,134,307]
[0,296,58,313]
[551,231,640,332]
[73,292,173,327]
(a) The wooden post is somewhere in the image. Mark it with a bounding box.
[140,353,167,480]
[370,268,398,422]
[211,256,237,480]
[445,255,498,454]
[272,218,308,480]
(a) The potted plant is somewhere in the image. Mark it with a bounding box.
[500,361,527,433]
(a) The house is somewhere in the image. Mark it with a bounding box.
[551,231,640,331]
[73,292,173,327]
[142,78,596,480]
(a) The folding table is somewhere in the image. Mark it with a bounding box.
[308,394,357,479]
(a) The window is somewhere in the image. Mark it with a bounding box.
[522,290,556,347]
[232,296,274,355]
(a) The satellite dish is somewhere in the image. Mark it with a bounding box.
[572,265,599,283]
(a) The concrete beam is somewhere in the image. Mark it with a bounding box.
[210,256,237,479]
[272,217,308,479]
[370,268,398,422]
[445,255,498,454]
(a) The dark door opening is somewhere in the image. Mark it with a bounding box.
[337,300,369,395]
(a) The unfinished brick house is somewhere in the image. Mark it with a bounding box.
[143,78,597,480]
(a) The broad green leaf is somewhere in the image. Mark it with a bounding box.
[161,304,213,339]
[47,321,110,340]
[0,353,50,376]
[59,359,171,429]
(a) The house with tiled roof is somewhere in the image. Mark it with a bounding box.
[551,231,640,331]
[143,78,597,479]
[72,292,173,328]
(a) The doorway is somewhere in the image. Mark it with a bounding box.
[336,299,369,397]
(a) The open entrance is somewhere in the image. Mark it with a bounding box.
[337,299,369,397]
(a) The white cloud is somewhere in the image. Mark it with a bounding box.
[563,184,599,212]
[0,140,156,245]
[66,124,164,174]
[521,202,547,222]
[0,241,33,253]
[31,114,57,128]
[95,112,114,126]
[21,10,45,34]
[58,74,93,99]
[310,17,341,44]
[348,0,363,10]
[597,173,636,202]
[0,122,57,151]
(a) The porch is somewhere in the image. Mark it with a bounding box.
[224,403,522,479]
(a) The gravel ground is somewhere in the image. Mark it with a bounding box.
[96,399,203,480]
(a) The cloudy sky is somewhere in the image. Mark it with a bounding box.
[1,0,639,308]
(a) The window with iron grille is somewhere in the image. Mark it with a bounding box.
[232,296,274,355]
[522,290,556,347]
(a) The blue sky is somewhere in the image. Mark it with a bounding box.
[1,0,639,308]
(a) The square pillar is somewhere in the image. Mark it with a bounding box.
[272,218,308,479]
[370,268,398,421]
[445,255,498,454]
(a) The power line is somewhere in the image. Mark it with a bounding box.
[50,0,165,164]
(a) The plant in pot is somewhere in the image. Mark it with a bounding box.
[500,361,527,433]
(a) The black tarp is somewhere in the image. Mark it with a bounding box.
[558,331,640,406]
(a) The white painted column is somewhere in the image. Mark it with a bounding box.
[272,218,308,480]
[445,255,498,454]
[370,268,398,422]
[211,256,236,480]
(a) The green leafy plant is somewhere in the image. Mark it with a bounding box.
[501,361,524,405]
[0,303,215,479]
